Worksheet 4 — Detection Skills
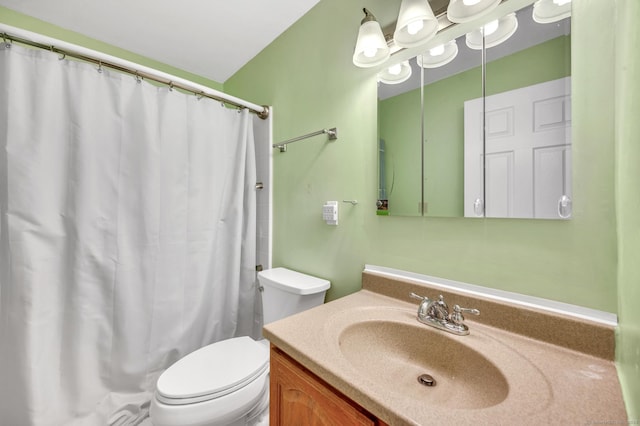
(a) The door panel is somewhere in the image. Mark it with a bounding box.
[464,77,572,218]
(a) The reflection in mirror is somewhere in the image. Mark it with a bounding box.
[377,29,483,218]
[377,65,421,216]
[465,4,571,219]
[422,33,482,217]
[377,0,572,220]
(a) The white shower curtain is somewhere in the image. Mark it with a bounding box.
[0,43,258,425]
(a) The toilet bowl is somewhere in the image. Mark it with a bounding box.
[149,268,330,426]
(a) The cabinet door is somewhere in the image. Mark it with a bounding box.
[270,347,379,426]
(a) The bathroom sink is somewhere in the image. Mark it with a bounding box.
[265,281,627,424]
[338,319,508,409]
[325,306,552,413]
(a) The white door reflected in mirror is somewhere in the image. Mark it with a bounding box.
[464,77,572,219]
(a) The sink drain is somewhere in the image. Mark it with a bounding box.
[417,374,436,387]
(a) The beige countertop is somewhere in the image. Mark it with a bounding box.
[263,271,628,425]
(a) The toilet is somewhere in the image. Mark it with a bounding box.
[149,267,330,426]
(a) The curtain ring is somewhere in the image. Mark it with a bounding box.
[2,33,10,48]
[50,46,63,59]
[97,61,103,73]
[169,82,174,92]
[58,52,66,60]
[134,71,142,84]
[196,91,204,100]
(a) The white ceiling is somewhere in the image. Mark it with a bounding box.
[0,0,321,83]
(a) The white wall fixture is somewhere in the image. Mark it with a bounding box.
[416,39,459,68]
[532,0,572,24]
[352,8,390,68]
[393,0,439,48]
[322,201,339,225]
[378,60,413,84]
[447,0,502,23]
[465,13,519,49]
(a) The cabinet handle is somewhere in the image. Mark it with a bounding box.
[473,198,484,217]
[557,195,572,219]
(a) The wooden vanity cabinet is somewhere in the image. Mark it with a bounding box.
[270,345,388,426]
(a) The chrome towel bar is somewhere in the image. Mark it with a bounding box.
[273,128,337,152]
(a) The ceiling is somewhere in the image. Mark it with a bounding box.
[0,0,321,83]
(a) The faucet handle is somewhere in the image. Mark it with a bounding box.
[450,304,480,326]
[409,293,431,319]
[409,292,427,301]
[454,305,480,316]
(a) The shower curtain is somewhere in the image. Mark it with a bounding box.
[0,43,259,425]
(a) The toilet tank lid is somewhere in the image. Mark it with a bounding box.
[258,267,330,295]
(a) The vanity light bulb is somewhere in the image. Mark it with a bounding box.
[462,0,482,5]
[553,0,571,5]
[407,20,424,35]
[429,44,445,56]
[483,20,499,36]
[363,47,378,58]
[388,64,402,75]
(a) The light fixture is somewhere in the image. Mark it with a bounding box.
[532,0,571,24]
[465,13,518,49]
[447,0,501,23]
[352,8,390,68]
[416,40,459,68]
[378,60,413,84]
[393,0,439,48]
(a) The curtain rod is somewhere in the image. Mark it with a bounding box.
[0,24,269,119]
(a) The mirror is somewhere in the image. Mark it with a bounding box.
[378,62,424,216]
[377,0,572,219]
[422,32,483,217]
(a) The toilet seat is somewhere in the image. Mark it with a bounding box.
[156,336,269,406]
[150,368,269,426]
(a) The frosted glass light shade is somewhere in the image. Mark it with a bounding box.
[378,61,413,84]
[532,0,571,24]
[393,0,438,48]
[465,13,518,50]
[416,40,458,68]
[447,0,501,23]
[353,19,390,68]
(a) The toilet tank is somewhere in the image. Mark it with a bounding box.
[258,267,330,325]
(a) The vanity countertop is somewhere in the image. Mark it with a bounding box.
[263,271,628,425]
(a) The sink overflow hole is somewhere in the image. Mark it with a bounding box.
[417,374,436,387]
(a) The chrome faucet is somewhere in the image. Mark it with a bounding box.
[409,293,480,336]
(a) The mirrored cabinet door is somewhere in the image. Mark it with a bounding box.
[422,33,482,218]
[378,68,422,217]
[376,0,572,220]
[465,3,572,219]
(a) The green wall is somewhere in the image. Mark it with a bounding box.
[615,0,640,417]
[226,0,617,312]
[379,36,571,218]
[0,6,223,91]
